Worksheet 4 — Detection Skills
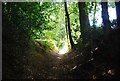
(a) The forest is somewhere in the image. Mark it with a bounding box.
[2,1,120,80]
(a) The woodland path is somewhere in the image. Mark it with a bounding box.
[36,53,75,79]
[27,44,83,79]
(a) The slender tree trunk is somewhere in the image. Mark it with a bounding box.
[64,1,74,48]
[78,2,91,45]
[101,1,111,34]
[115,1,120,28]
[65,14,70,49]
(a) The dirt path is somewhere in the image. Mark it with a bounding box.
[35,52,77,79]
[26,47,74,79]
[41,54,71,79]
[26,41,93,79]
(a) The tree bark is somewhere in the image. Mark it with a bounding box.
[78,2,91,45]
[64,1,74,48]
[101,2,111,34]
[115,1,120,28]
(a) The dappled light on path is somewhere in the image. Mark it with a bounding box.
[58,42,69,55]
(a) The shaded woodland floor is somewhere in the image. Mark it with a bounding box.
[3,28,120,80]
[22,43,93,79]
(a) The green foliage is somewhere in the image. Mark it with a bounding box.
[86,2,98,14]
[40,40,55,50]
[68,2,80,44]
[108,1,115,8]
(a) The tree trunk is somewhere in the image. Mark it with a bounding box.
[64,1,74,48]
[115,1,120,28]
[101,2,111,34]
[78,2,91,45]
